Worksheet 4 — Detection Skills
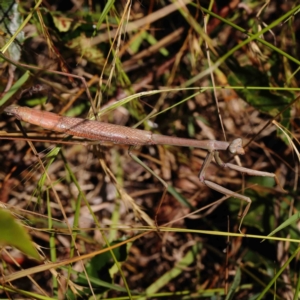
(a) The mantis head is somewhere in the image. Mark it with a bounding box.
[228,138,245,155]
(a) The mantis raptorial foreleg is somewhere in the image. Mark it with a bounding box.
[199,149,281,232]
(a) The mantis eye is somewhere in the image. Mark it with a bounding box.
[229,138,245,155]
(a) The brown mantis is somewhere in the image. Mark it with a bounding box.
[4,104,282,232]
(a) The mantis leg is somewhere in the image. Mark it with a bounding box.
[214,151,284,191]
[203,179,251,233]
[198,150,282,232]
[198,151,251,232]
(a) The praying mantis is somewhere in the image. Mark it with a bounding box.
[4,104,283,232]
